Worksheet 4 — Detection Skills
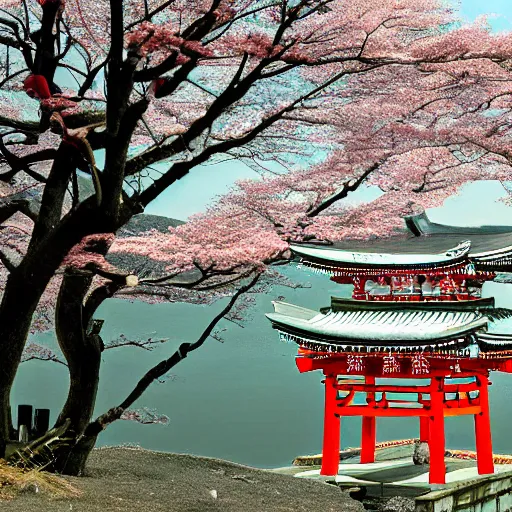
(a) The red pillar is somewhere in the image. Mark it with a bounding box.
[475,375,494,475]
[361,376,376,464]
[429,377,446,485]
[420,416,429,442]
[320,373,341,476]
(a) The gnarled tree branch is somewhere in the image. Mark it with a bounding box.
[82,271,261,437]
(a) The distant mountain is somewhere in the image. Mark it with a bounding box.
[77,174,185,235]
[108,214,185,278]
[117,213,184,237]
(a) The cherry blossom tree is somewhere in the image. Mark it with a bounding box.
[1,0,512,475]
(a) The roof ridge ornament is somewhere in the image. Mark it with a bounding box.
[404,211,432,236]
[445,240,471,258]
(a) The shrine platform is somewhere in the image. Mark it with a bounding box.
[283,442,512,498]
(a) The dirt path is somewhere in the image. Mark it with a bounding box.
[3,447,363,512]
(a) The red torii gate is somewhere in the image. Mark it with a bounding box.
[296,350,512,485]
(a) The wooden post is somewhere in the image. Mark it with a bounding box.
[361,376,376,464]
[34,409,50,438]
[17,404,33,436]
[420,416,429,442]
[320,374,341,476]
[428,377,446,485]
[475,375,494,475]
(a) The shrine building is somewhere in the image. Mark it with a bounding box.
[266,213,512,485]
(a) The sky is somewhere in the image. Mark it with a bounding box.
[146,0,512,226]
[461,0,512,31]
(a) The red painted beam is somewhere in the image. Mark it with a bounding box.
[445,406,481,417]
[336,382,480,394]
[333,406,480,417]
[295,353,504,377]
[295,356,314,373]
[337,384,433,393]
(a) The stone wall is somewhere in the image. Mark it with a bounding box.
[415,471,512,512]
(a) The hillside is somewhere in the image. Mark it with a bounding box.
[2,447,362,512]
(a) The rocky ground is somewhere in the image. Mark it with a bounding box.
[3,447,364,512]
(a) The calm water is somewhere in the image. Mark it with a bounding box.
[12,269,512,468]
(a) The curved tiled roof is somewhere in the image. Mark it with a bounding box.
[291,213,512,271]
[476,332,512,352]
[266,301,488,345]
[291,240,472,266]
[327,297,496,312]
[327,233,512,256]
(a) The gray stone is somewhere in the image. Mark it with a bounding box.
[413,440,430,465]
[380,496,415,512]
[20,482,39,494]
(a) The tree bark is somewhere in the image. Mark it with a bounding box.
[0,198,133,468]
[47,276,110,476]
[0,197,120,457]
[55,274,100,429]
[51,272,102,473]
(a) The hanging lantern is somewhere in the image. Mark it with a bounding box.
[23,74,51,100]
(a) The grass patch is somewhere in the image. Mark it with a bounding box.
[0,460,80,500]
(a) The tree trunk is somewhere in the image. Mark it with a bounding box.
[0,198,115,458]
[0,194,136,469]
[59,433,98,476]
[51,272,102,474]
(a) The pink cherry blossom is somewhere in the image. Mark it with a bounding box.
[2,0,512,332]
